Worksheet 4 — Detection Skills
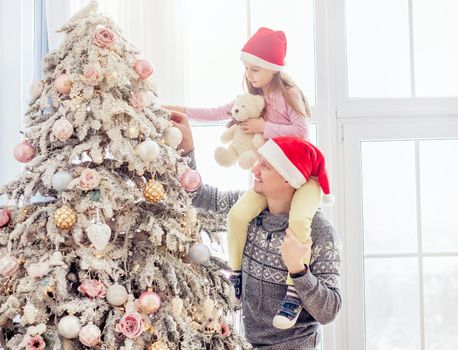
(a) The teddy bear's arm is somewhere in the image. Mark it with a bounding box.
[221,125,238,144]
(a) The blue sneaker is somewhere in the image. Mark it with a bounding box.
[272,289,303,329]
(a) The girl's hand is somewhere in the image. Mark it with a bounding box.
[280,228,312,274]
[240,118,266,134]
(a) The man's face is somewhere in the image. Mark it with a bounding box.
[251,156,291,197]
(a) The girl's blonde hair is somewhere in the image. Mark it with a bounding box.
[244,71,311,120]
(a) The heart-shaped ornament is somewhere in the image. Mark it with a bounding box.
[86,223,111,251]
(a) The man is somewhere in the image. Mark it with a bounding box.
[171,112,342,350]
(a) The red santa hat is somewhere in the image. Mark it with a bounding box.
[258,137,335,205]
[240,27,287,71]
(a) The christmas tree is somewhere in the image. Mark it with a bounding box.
[0,2,249,349]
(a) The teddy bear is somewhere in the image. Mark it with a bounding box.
[214,94,265,169]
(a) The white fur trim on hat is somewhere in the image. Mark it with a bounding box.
[240,52,285,71]
[258,139,306,189]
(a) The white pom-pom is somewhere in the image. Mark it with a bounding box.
[322,194,335,206]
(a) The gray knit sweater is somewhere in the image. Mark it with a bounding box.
[188,152,342,349]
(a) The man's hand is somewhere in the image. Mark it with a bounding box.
[280,228,312,274]
[240,118,266,134]
[169,110,194,154]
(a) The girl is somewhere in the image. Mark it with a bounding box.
[164,27,332,329]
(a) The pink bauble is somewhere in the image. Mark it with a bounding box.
[180,169,201,192]
[134,59,154,80]
[0,209,11,228]
[135,289,161,314]
[79,168,101,191]
[13,142,36,163]
[52,118,74,142]
[79,322,101,347]
[0,255,20,277]
[54,74,72,95]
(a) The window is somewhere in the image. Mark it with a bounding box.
[345,0,458,98]
[360,138,458,349]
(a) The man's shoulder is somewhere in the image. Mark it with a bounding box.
[311,211,340,246]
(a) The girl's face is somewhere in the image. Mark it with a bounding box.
[244,62,276,90]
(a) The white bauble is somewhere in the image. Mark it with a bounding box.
[163,127,182,148]
[106,284,128,306]
[58,315,81,339]
[79,322,101,347]
[188,243,211,264]
[52,171,73,191]
[86,223,111,251]
[136,140,160,162]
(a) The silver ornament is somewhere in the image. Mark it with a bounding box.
[163,127,182,148]
[188,243,211,264]
[52,171,73,191]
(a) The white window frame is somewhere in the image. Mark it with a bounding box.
[323,1,458,349]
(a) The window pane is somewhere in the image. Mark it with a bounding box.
[413,0,458,97]
[420,139,458,252]
[250,0,316,106]
[362,141,418,254]
[183,0,246,106]
[423,257,458,349]
[364,257,420,350]
[192,125,250,191]
[346,0,411,97]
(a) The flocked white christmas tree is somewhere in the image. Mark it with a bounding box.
[0,2,250,349]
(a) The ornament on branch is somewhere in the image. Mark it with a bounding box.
[0,208,11,228]
[115,312,145,339]
[58,315,81,339]
[144,180,165,203]
[0,255,20,277]
[106,283,128,306]
[93,26,117,48]
[136,140,160,162]
[13,141,36,163]
[78,279,107,298]
[51,171,73,191]
[55,74,72,95]
[79,322,101,347]
[188,243,211,265]
[134,59,154,80]
[52,117,74,142]
[135,289,161,314]
[54,205,77,229]
[180,169,201,192]
[82,62,103,86]
[162,127,182,148]
[86,222,111,251]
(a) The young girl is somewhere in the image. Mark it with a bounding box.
[164,27,333,329]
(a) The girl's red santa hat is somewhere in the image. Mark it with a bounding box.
[240,27,287,71]
[258,136,335,205]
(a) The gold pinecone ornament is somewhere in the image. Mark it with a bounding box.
[144,180,166,203]
[54,205,77,229]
